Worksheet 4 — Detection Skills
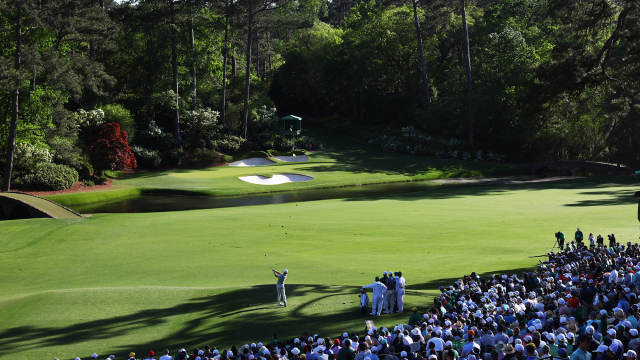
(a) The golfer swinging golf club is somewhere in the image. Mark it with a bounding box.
[273,268,288,307]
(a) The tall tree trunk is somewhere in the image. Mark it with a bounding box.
[3,4,22,192]
[191,17,196,109]
[462,0,475,147]
[221,0,229,125]
[170,0,180,140]
[412,0,431,109]
[256,28,260,77]
[242,0,254,139]
[232,49,237,75]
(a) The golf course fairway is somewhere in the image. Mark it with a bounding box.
[0,175,638,359]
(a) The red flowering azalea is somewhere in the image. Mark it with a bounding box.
[90,122,137,174]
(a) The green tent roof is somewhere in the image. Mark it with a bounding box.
[281,115,302,121]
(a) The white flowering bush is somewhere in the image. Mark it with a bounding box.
[139,121,164,138]
[76,109,105,130]
[13,143,53,171]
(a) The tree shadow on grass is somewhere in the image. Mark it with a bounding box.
[336,175,638,207]
[0,265,547,359]
[0,285,365,359]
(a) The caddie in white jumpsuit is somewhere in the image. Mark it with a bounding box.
[362,276,387,316]
[274,269,288,306]
[396,271,406,312]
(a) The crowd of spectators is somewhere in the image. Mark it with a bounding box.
[66,239,640,360]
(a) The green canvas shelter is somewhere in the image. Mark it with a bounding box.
[281,115,301,136]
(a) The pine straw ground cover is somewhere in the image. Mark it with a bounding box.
[0,175,638,359]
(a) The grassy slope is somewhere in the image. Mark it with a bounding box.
[44,130,525,206]
[1,175,638,359]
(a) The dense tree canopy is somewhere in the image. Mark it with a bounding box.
[1,0,639,190]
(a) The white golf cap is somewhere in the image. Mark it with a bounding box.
[631,329,639,336]
[92,354,98,358]
[284,269,288,273]
[401,351,407,357]
[383,271,387,275]
[626,351,637,358]
[291,348,300,355]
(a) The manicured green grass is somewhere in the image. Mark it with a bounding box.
[0,175,638,360]
[45,130,526,206]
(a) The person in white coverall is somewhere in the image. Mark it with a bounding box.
[362,276,387,316]
[396,271,406,312]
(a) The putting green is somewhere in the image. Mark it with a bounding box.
[44,130,525,206]
[0,175,638,360]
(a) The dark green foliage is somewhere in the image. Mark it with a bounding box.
[274,136,295,152]
[101,104,137,141]
[102,170,123,179]
[22,163,79,191]
[131,146,162,168]
[162,147,184,166]
[213,135,247,154]
[75,156,94,181]
[191,149,223,164]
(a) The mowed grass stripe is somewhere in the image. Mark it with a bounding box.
[0,175,637,359]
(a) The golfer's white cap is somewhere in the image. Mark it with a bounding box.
[284,269,288,273]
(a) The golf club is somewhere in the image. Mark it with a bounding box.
[265,255,275,272]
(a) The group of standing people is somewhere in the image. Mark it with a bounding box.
[555,228,616,250]
[360,272,406,316]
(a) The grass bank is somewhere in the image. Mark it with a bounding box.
[0,175,637,359]
[44,129,526,206]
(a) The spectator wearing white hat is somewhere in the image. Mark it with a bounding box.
[380,272,389,287]
[629,329,640,354]
[626,350,637,360]
[273,269,288,307]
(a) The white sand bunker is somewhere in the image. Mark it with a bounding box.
[238,174,314,185]
[229,158,276,166]
[273,155,309,162]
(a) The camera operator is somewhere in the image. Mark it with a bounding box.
[608,234,616,248]
[555,231,565,250]
[597,234,604,246]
